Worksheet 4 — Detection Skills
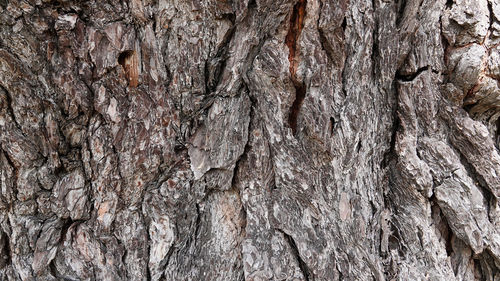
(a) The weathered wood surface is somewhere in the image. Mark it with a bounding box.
[1,0,500,280]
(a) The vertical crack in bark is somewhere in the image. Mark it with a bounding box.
[495,117,500,147]
[49,259,61,279]
[487,0,495,40]
[395,0,407,27]
[371,15,379,81]
[277,229,311,281]
[194,203,202,243]
[382,86,399,168]
[316,0,342,66]
[231,91,253,190]
[2,149,19,201]
[0,231,11,269]
[429,193,454,256]
[452,146,495,223]
[286,0,307,135]
[205,17,236,96]
[0,85,23,134]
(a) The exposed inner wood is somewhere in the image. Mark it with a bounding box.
[118,50,139,88]
[286,0,307,135]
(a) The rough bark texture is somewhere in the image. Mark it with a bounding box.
[1,0,500,280]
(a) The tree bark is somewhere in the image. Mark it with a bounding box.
[1,0,500,280]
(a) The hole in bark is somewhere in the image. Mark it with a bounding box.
[341,17,347,30]
[356,141,362,152]
[247,0,256,9]
[473,258,485,280]
[329,117,335,135]
[118,50,139,88]
[59,218,74,243]
[445,0,453,8]
[463,103,475,113]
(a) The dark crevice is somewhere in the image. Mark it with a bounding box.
[395,0,407,26]
[329,117,336,136]
[231,94,253,189]
[429,195,453,256]
[474,258,486,281]
[316,0,341,65]
[2,149,19,200]
[278,229,311,281]
[387,221,406,257]
[371,16,379,81]
[144,214,154,281]
[487,1,495,36]
[286,0,307,135]
[194,204,202,242]
[49,259,60,279]
[1,231,11,268]
[121,249,127,265]
[247,0,257,9]
[0,85,23,133]
[395,66,429,81]
[495,117,500,147]
[288,83,306,135]
[205,23,236,96]
[158,244,175,281]
[381,85,400,169]
[356,141,362,153]
[337,263,344,280]
[445,0,453,9]
[452,146,494,222]
[58,218,75,243]
[463,102,475,113]
[318,28,335,63]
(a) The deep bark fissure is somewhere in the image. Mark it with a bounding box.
[205,22,236,96]
[0,231,11,269]
[1,149,19,201]
[395,0,407,26]
[429,194,454,256]
[0,85,23,134]
[487,0,495,38]
[452,146,495,222]
[194,203,202,243]
[382,86,400,168]
[286,0,307,135]
[495,117,500,147]
[1,0,499,279]
[395,66,429,82]
[278,229,312,281]
[370,18,380,79]
[318,28,335,64]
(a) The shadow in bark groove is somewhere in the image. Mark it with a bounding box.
[277,229,312,281]
[286,0,307,135]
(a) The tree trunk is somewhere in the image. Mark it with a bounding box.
[1,0,500,280]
